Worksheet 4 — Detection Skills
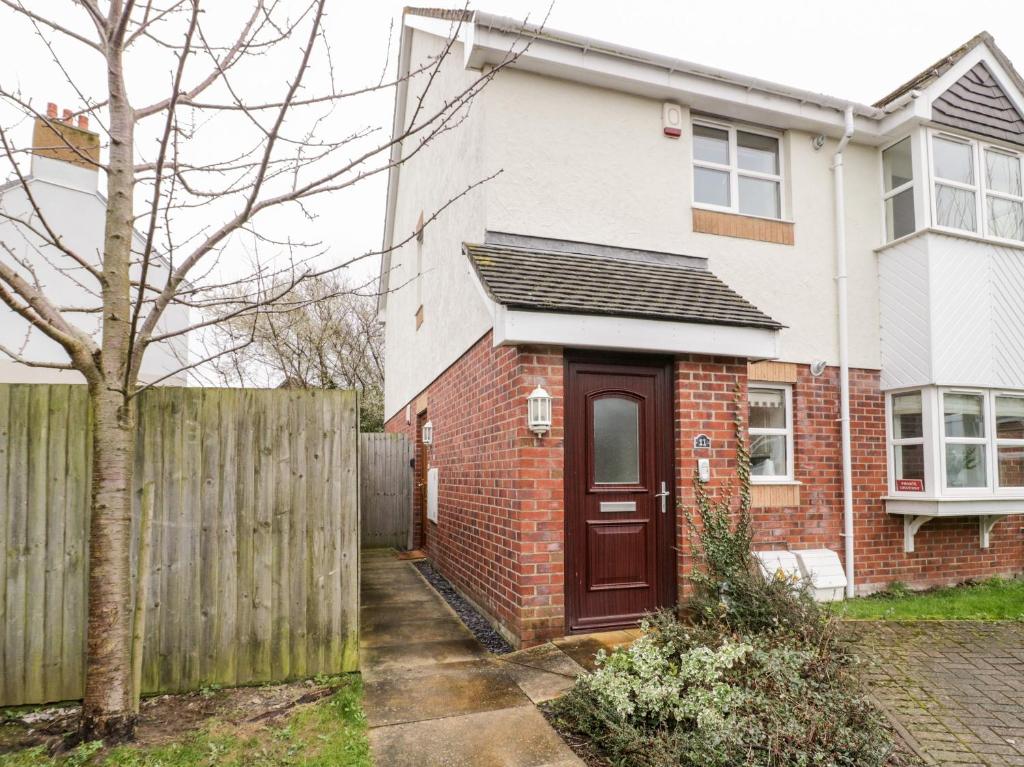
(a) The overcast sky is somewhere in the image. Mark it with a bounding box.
[4,1,1024,289]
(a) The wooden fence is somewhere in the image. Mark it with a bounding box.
[359,433,413,549]
[0,384,359,707]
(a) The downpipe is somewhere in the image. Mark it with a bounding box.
[832,106,856,598]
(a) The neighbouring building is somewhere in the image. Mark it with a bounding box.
[0,103,188,385]
[380,10,1024,647]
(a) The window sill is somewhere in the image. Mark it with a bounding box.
[884,495,1024,516]
[876,226,1024,254]
[692,208,795,245]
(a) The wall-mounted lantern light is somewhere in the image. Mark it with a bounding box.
[422,420,434,445]
[527,386,552,437]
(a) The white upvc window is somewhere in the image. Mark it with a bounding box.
[929,131,1024,242]
[994,394,1024,490]
[983,148,1024,240]
[748,384,793,482]
[882,137,916,242]
[941,391,989,491]
[890,390,926,490]
[887,387,1024,497]
[692,119,784,220]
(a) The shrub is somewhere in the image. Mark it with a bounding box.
[550,386,907,766]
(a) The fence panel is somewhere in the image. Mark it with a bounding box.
[359,433,413,549]
[0,384,359,706]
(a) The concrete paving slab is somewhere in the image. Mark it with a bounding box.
[360,616,474,648]
[363,659,532,727]
[498,644,586,703]
[368,704,585,767]
[361,600,454,630]
[360,581,445,606]
[552,630,640,672]
[361,637,487,681]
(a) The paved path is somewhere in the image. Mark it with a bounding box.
[848,621,1024,766]
[361,549,636,767]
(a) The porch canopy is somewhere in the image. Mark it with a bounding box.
[466,233,783,359]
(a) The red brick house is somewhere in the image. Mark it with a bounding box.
[380,11,1024,647]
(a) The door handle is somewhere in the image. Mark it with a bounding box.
[654,481,670,514]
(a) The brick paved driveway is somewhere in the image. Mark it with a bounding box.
[847,621,1024,766]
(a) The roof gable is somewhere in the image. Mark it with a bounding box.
[933,61,1024,145]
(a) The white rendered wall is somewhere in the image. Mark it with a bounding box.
[0,156,189,385]
[384,33,890,420]
[479,69,883,371]
[382,32,493,420]
[879,230,1024,390]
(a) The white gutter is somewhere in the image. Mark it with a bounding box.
[832,106,856,598]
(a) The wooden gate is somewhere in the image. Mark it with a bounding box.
[359,433,414,549]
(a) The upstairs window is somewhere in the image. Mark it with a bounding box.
[882,138,915,241]
[693,120,783,219]
[930,132,1024,242]
[933,136,978,232]
[984,148,1024,240]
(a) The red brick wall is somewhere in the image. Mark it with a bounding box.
[388,343,1024,645]
[385,333,565,646]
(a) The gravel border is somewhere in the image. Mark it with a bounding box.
[414,560,514,654]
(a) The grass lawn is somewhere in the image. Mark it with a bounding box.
[837,577,1024,621]
[0,675,371,767]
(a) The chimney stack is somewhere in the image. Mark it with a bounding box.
[32,101,100,173]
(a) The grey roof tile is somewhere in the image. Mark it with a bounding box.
[466,242,783,331]
[933,62,1024,146]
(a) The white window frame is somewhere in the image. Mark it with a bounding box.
[888,388,928,492]
[881,136,916,243]
[939,389,992,494]
[928,129,1024,244]
[692,118,786,221]
[982,146,1024,241]
[748,383,794,484]
[993,392,1024,493]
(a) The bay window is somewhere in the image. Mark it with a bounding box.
[693,120,783,219]
[930,131,1024,242]
[748,384,793,482]
[887,388,1024,496]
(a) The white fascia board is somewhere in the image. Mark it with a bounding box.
[464,23,887,143]
[494,306,779,359]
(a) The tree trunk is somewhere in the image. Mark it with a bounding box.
[79,9,140,741]
[80,384,137,742]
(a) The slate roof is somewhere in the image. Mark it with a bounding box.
[466,242,783,331]
[933,62,1024,146]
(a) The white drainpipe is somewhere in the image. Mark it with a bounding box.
[832,105,856,598]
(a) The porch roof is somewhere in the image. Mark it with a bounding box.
[465,240,783,331]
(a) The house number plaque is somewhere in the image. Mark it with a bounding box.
[693,434,711,450]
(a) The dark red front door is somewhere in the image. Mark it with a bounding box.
[565,355,676,632]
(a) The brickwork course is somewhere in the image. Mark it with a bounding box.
[386,331,1024,646]
[848,621,1024,766]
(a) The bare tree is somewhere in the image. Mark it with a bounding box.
[204,272,385,431]
[0,1,526,741]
